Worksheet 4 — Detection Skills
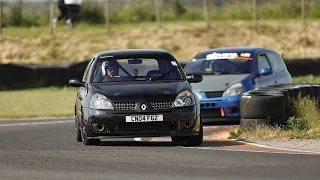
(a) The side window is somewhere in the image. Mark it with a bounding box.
[82,58,94,82]
[266,52,285,73]
[257,53,272,73]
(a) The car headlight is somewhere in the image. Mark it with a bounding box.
[173,90,195,107]
[222,83,244,97]
[89,93,114,110]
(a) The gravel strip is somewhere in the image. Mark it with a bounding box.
[253,140,320,153]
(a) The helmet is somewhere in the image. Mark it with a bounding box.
[102,61,117,77]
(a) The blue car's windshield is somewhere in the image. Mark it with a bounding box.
[184,52,253,75]
[92,56,184,83]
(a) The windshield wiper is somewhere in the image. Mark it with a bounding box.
[149,68,178,81]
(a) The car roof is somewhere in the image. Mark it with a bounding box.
[197,46,275,55]
[97,49,172,57]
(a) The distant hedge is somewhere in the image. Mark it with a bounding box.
[2,0,320,27]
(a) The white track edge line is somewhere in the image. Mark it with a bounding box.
[0,117,73,121]
[234,140,320,154]
[133,138,143,142]
[182,147,320,155]
[146,137,320,155]
[0,120,74,127]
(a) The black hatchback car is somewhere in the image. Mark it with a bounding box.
[69,49,204,146]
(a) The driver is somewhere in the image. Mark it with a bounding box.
[106,66,116,78]
[211,62,223,72]
[102,60,117,78]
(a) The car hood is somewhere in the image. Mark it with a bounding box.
[190,74,250,92]
[91,81,189,102]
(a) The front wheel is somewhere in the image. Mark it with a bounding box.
[184,119,203,147]
[75,119,82,142]
[171,136,185,145]
[83,137,100,146]
[81,126,100,146]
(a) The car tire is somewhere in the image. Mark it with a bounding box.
[171,136,185,143]
[171,136,185,145]
[271,84,301,99]
[76,128,82,142]
[301,84,316,98]
[83,138,100,146]
[240,92,285,119]
[75,119,82,142]
[184,118,203,147]
[81,126,100,146]
[254,87,293,117]
[313,84,320,107]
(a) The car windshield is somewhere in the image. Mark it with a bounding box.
[92,55,184,83]
[184,52,253,75]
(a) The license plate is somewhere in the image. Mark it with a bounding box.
[125,115,163,122]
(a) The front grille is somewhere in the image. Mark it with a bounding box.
[113,102,137,110]
[114,121,176,132]
[205,91,224,98]
[151,101,173,110]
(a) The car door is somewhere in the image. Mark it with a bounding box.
[254,51,276,88]
[265,51,292,84]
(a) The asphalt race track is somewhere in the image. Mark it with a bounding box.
[0,119,319,180]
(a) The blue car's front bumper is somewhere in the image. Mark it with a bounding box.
[199,94,241,123]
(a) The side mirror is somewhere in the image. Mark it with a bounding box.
[69,79,85,87]
[258,68,272,76]
[187,74,203,83]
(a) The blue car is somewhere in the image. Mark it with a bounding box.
[183,47,292,124]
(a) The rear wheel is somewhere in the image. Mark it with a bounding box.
[184,118,203,147]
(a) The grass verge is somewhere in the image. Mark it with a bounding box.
[229,95,320,140]
[0,87,77,119]
[292,75,320,84]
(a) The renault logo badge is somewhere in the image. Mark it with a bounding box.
[141,104,147,111]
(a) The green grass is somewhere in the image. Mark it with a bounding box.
[1,20,207,37]
[292,75,320,84]
[229,93,320,140]
[0,87,77,119]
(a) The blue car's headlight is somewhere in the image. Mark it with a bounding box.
[222,83,244,97]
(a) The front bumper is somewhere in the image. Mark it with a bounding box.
[199,95,241,123]
[82,106,200,139]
